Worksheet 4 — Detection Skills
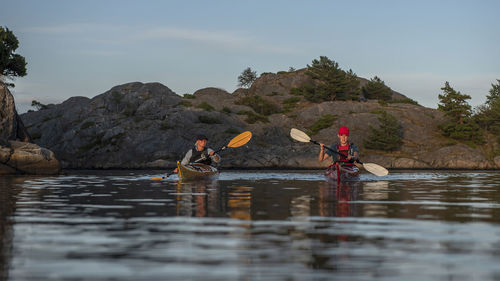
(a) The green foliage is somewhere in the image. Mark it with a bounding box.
[370,109,386,114]
[292,56,361,102]
[290,88,302,96]
[237,110,269,124]
[485,79,500,106]
[238,67,257,88]
[307,114,337,136]
[78,133,105,153]
[183,93,195,99]
[362,76,392,101]
[0,26,27,86]
[302,56,359,102]
[31,133,42,140]
[436,81,485,145]
[437,81,472,124]
[42,114,62,122]
[236,95,280,115]
[31,100,48,111]
[378,99,388,106]
[388,98,420,106]
[80,121,95,130]
[364,111,403,151]
[196,101,215,111]
[438,119,485,145]
[474,86,500,136]
[123,103,137,117]
[160,121,174,130]
[283,97,301,104]
[282,97,301,112]
[198,115,221,124]
[111,91,123,104]
[221,106,232,114]
[178,100,192,107]
[225,128,240,134]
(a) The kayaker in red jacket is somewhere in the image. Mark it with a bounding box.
[173,134,220,173]
[318,126,359,165]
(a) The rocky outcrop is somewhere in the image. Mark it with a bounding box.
[0,141,60,174]
[19,74,500,170]
[1,83,61,174]
[0,83,31,142]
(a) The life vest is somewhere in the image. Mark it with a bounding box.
[190,146,211,165]
[334,143,355,167]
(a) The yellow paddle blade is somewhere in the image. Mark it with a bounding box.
[151,177,163,180]
[227,131,252,148]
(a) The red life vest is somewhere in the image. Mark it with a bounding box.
[337,144,354,167]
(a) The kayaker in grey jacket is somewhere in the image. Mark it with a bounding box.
[174,134,221,173]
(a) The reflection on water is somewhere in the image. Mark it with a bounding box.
[0,170,500,280]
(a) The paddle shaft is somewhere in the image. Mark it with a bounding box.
[152,172,174,180]
[193,146,225,163]
[309,139,363,163]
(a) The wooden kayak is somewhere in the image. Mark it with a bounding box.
[325,163,360,182]
[177,161,219,181]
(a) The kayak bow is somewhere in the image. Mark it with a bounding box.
[177,161,218,181]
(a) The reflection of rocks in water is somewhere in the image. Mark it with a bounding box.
[290,195,311,218]
[0,177,25,280]
[362,181,389,217]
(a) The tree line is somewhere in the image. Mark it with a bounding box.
[239,56,499,152]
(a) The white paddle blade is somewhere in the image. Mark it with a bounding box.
[363,163,389,177]
[290,128,311,143]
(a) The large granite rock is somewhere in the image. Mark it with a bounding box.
[0,83,31,142]
[1,83,61,174]
[0,141,60,174]
[19,74,499,170]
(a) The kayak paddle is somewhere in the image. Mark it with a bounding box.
[290,128,389,176]
[153,131,252,180]
[193,131,252,163]
[152,172,174,180]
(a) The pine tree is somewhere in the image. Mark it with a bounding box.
[237,67,257,88]
[362,76,392,101]
[364,111,402,151]
[302,56,360,102]
[437,82,484,144]
[437,81,472,124]
[485,79,500,106]
[0,26,27,87]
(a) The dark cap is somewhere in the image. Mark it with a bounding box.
[196,134,208,141]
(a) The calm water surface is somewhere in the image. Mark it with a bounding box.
[1,170,500,280]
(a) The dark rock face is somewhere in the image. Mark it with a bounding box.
[0,84,31,142]
[0,84,61,174]
[19,76,500,170]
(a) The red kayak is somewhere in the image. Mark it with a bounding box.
[325,162,360,182]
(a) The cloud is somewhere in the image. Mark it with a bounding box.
[137,26,298,54]
[22,23,122,34]
[23,23,297,54]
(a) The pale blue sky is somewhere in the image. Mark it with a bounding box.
[2,0,499,113]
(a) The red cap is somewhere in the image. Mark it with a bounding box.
[338,126,349,136]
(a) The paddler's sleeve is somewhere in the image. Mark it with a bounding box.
[207,148,221,163]
[326,144,338,162]
[181,149,193,165]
